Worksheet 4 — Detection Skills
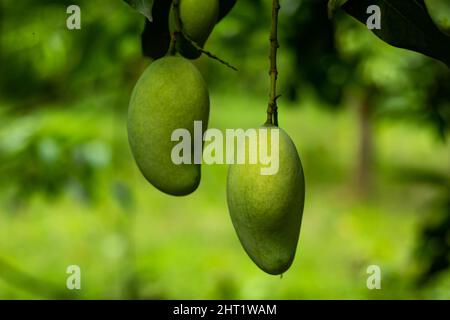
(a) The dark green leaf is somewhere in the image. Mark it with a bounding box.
[140,0,237,59]
[141,0,172,59]
[124,0,154,21]
[335,0,450,67]
[218,0,237,22]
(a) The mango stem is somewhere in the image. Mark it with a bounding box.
[168,0,182,56]
[266,0,281,126]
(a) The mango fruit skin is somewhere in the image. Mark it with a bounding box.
[227,126,305,275]
[170,0,220,59]
[128,56,209,196]
[425,0,450,34]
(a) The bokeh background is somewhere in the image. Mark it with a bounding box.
[0,0,449,299]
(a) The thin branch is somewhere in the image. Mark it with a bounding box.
[168,0,182,56]
[167,0,237,71]
[182,32,238,71]
[266,0,281,126]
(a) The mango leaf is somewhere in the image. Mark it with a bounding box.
[141,0,172,59]
[330,0,450,67]
[218,0,237,22]
[138,0,237,59]
[124,0,154,21]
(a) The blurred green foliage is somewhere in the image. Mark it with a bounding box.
[0,0,449,299]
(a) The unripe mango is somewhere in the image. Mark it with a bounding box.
[425,0,450,33]
[170,0,220,59]
[227,125,305,275]
[128,56,209,196]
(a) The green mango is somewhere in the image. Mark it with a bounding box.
[128,56,209,196]
[227,125,305,275]
[425,0,450,34]
[169,0,220,59]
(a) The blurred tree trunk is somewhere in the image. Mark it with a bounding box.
[356,87,376,199]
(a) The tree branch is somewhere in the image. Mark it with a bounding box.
[266,0,281,126]
[182,32,238,71]
[168,0,182,56]
[167,0,237,71]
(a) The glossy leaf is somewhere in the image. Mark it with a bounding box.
[330,0,450,67]
[124,0,154,21]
